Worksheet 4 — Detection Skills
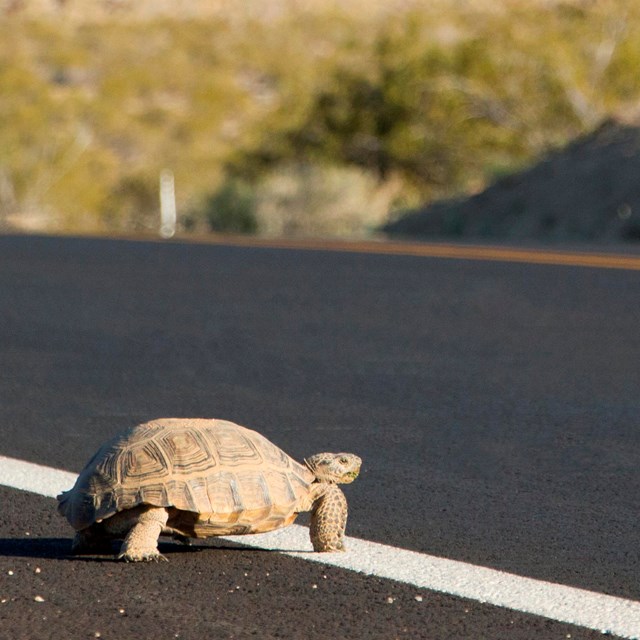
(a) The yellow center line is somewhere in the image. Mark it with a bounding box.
[185,234,640,271]
[21,231,640,271]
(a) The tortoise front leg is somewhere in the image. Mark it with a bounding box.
[309,484,348,552]
[117,507,169,562]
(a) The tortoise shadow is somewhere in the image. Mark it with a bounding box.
[0,537,282,561]
[0,537,71,560]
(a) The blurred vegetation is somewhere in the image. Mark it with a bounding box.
[185,178,258,234]
[1,1,640,236]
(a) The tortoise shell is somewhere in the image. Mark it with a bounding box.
[59,418,316,537]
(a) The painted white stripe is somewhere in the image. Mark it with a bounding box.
[2,454,640,638]
[0,455,78,499]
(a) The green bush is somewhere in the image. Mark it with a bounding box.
[187,179,258,235]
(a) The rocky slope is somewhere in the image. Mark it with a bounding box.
[384,120,640,244]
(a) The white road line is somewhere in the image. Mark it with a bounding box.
[2,454,640,638]
[0,455,77,499]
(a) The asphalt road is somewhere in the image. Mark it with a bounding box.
[1,233,639,639]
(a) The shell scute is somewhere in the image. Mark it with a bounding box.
[234,470,273,511]
[159,429,216,475]
[119,442,169,481]
[207,421,264,467]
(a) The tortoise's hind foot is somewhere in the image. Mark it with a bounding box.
[71,529,113,556]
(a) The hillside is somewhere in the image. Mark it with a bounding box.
[383,119,640,243]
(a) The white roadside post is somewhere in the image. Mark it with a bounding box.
[159,169,176,238]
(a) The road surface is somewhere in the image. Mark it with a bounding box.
[1,233,639,639]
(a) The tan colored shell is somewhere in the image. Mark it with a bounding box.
[58,418,316,537]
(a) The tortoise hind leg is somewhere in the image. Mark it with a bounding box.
[172,533,193,546]
[117,507,169,562]
[71,525,113,555]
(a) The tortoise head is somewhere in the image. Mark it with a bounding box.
[304,453,362,484]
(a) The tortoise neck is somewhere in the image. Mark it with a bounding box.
[304,457,337,483]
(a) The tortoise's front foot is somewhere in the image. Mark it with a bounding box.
[312,537,346,553]
[310,483,348,552]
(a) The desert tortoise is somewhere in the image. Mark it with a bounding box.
[57,418,362,561]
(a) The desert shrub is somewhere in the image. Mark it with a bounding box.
[99,173,159,232]
[186,178,258,234]
[253,162,402,237]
